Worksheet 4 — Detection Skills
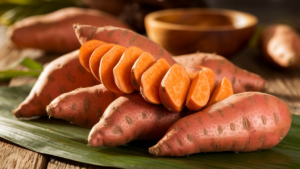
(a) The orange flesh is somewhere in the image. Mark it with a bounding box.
[131,52,156,91]
[186,71,210,111]
[196,66,216,94]
[99,45,127,94]
[89,44,115,82]
[141,58,170,104]
[188,66,216,94]
[161,64,190,112]
[79,40,107,72]
[113,46,144,93]
[207,76,233,107]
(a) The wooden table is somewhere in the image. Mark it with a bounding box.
[1,2,300,167]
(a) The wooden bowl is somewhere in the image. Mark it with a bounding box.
[145,8,257,57]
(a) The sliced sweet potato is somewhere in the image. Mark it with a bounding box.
[207,77,233,107]
[89,43,115,82]
[185,70,210,111]
[187,66,216,94]
[140,58,170,104]
[131,52,156,91]
[159,63,191,112]
[79,40,107,72]
[99,45,127,94]
[113,46,144,93]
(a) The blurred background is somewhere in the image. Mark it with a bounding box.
[1,0,300,33]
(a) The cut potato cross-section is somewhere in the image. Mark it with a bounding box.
[207,76,233,107]
[79,40,106,72]
[113,46,144,93]
[131,52,156,91]
[186,70,210,111]
[99,45,127,94]
[159,63,191,112]
[89,44,115,82]
[141,58,170,104]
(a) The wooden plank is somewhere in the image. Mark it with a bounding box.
[0,138,48,169]
[47,157,116,169]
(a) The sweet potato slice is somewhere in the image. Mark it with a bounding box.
[79,40,107,72]
[131,52,156,91]
[159,63,191,112]
[207,77,233,107]
[99,45,127,94]
[188,66,216,94]
[185,70,210,111]
[140,58,170,104]
[113,46,144,93]
[89,44,115,82]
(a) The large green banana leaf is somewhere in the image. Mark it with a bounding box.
[1,85,300,168]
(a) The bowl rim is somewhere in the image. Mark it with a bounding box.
[145,8,258,31]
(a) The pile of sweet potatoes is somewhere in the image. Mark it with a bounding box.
[11,22,291,157]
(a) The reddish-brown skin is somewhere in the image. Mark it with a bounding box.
[149,92,292,156]
[8,7,130,53]
[88,94,186,147]
[261,24,300,69]
[173,52,266,93]
[74,24,176,65]
[12,50,99,118]
[46,84,122,128]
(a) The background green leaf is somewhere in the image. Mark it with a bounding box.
[1,85,300,168]
[0,0,79,25]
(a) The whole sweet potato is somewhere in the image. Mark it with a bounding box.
[88,94,185,147]
[261,24,300,69]
[149,92,292,156]
[47,84,122,128]
[173,52,266,93]
[12,50,99,119]
[8,7,130,53]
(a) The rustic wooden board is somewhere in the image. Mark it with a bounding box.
[0,138,48,169]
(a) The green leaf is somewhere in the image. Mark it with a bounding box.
[20,57,43,70]
[0,70,40,80]
[0,85,300,168]
[5,57,43,70]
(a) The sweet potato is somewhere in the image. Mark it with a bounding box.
[79,40,107,72]
[12,50,99,119]
[8,7,130,53]
[149,92,292,156]
[206,77,233,107]
[261,24,300,69]
[187,66,215,94]
[46,84,122,128]
[88,94,185,147]
[173,52,266,93]
[159,64,191,112]
[140,58,170,104]
[89,43,115,81]
[99,45,127,94]
[131,52,156,91]
[186,70,210,111]
[74,24,176,65]
[113,46,144,93]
